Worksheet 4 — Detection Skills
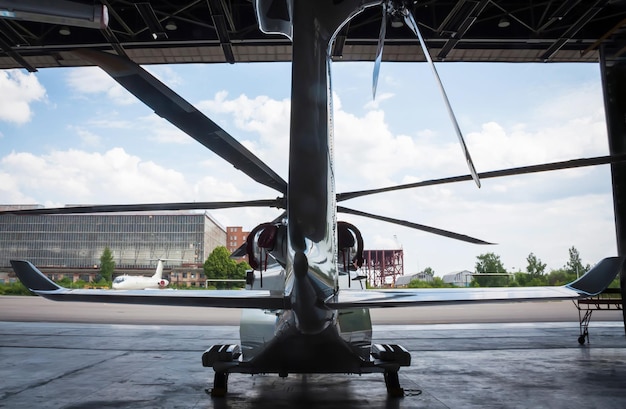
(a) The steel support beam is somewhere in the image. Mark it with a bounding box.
[206,0,235,64]
[600,45,626,334]
[539,0,605,61]
[0,35,36,71]
[436,0,489,60]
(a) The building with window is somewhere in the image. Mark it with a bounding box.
[170,264,207,287]
[225,226,249,258]
[0,206,227,282]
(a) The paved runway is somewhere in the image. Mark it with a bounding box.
[1,296,625,408]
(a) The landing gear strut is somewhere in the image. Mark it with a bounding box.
[371,343,411,397]
[202,344,241,397]
[210,372,229,397]
[384,370,404,397]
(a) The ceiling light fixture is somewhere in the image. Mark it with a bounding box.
[390,16,403,28]
[165,19,177,31]
[498,17,510,28]
[135,2,167,40]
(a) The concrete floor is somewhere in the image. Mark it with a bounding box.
[0,296,624,408]
[1,319,626,408]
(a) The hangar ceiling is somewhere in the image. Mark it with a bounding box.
[1,1,626,71]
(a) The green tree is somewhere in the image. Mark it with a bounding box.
[203,246,250,289]
[526,252,547,278]
[547,268,575,286]
[473,253,509,287]
[514,272,548,286]
[565,246,590,278]
[235,259,251,280]
[99,246,115,283]
[420,267,435,277]
[516,252,548,286]
[0,281,32,295]
[407,277,453,288]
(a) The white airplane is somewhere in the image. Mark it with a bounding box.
[111,259,169,290]
[6,0,626,399]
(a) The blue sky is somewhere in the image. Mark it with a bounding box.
[0,59,616,276]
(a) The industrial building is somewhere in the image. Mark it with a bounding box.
[1,206,405,288]
[442,271,474,287]
[394,271,435,288]
[0,205,227,286]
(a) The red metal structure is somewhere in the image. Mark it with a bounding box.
[362,249,404,288]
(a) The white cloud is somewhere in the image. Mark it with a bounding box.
[145,65,183,88]
[467,85,608,175]
[364,92,394,110]
[86,117,135,129]
[0,171,36,203]
[66,67,137,105]
[1,148,190,204]
[0,70,46,124]
[190,82,611,207]
[197,91,426,191]
[138,114,191,144]
[199,91,290,138]
[334,107,423,189]
[194,175,244,201]
[197,91,291,177]
[67,125,102,147]
[0,146,267,208]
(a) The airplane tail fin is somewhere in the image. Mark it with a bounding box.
[10,260,61,293]
[152,259,164,280]
[565,256,624,296]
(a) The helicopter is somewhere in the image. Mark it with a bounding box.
[7,0,626,398]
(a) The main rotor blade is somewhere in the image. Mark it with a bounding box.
[338,206,493,245]
[372,3,387,100]
[72,49,287,195]
[337,153,626,202]
[0,199,284,215]
[403,10,481,188]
